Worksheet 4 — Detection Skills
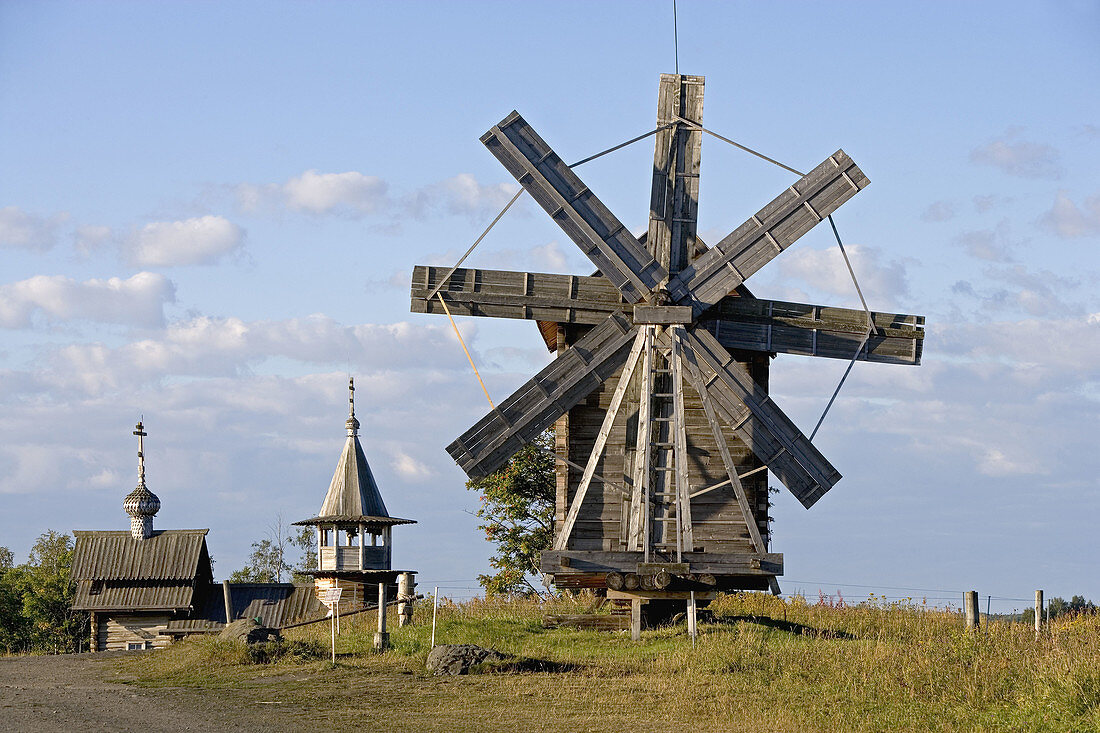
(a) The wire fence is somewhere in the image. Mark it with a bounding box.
[417,578,1049,616]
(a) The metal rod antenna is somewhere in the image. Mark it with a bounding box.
[673,0,679,75]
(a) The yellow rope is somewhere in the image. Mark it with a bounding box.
[437,293,495,410]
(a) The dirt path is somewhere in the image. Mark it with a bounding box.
[0,652,294,732]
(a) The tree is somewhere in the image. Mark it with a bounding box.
[465,430,555,597]
[229,514,317,584]
[0,531,86,654]
[0,546,27,654]
[290,527,317,584]
[229,538,288,583]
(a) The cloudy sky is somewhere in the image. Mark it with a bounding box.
[2,1,1097,610]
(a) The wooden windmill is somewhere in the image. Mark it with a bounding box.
[411,74,924,634]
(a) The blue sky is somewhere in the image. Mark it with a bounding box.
[1,1,1097,611]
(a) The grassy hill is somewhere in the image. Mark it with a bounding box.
[116,593,1100,732]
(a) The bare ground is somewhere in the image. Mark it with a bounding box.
[0,652,299,732]
[0,651,607,733]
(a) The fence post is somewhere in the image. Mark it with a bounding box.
[1035,590,1043,636]
[964,590,979,630]
[373,582,389,652]
[430,586,439,649]
[398,572,415,627]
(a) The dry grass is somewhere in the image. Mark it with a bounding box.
[113,593,1100,732]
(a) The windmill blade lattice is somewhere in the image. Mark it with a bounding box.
[410,73,924,633]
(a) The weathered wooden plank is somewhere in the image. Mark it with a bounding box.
[482,112,667,303]
[543,614,629,630]
[608,590,719,601]
[411,265,923,364]
[668,150,869,314]
[669,326,694,556]
[633,305,693,324]
[627,328,654,551]
[681,327,841,508]
[554,329,646,551]
[447,313,638,479]
[648,73,704,276]
[541,549,783,575]
[677,330,767,555]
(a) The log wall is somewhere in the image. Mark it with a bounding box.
[96,613,172,652]
[556,323,771,558]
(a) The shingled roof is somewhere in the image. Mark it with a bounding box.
[164,583,327,633]
[71,529,212,612]
[295,378,414,527]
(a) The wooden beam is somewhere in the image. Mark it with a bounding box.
[554,329,647,552]
[410,265,924,365]
[633,305,693,324]
[668,326,694,558]
[447,313,638,479]
[540,549,783,575]
[648,74,704,276]
[481,112,667,303]
[681,327,842,509]
[668,150,869,315]
[677,330,767,555]
[627,327,655,553]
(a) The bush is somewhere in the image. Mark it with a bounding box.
[245,639,326,664]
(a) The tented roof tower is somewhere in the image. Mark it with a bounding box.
[294,378,416,610]
[298,378,414,527]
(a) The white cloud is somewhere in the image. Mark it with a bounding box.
[0,272,176,329]
[975,447,1041,478]
[42,315,480,394]
[528,240,571,271]
[391,450,434,481]
[920,200,955,222]
[973,194,1013,213]
[433,173,517,216]
[0,206,69,251]
[937,313,1100,373]
[403,173,520,221]
[771,308,1100,489]
[237,170,388,217]
[954,226,1015,263]
[969,132,1062,179]
[235,170,519,224]
[128,215,244,267]
[1039,191,1100,238]
[283,170,388,215]
[777,244,910,305]
[74,225,113,255]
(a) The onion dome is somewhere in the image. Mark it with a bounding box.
[125,421,160,540]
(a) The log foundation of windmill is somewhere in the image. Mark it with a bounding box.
[411,73,924,637]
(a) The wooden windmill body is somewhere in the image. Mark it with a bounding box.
[411,74,924,632]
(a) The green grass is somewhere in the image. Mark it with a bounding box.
[113,593,1100,732]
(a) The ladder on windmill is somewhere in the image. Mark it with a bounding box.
[627,324,695,563]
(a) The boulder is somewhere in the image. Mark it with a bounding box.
[425,644,511,675]
[219,618,281,644]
